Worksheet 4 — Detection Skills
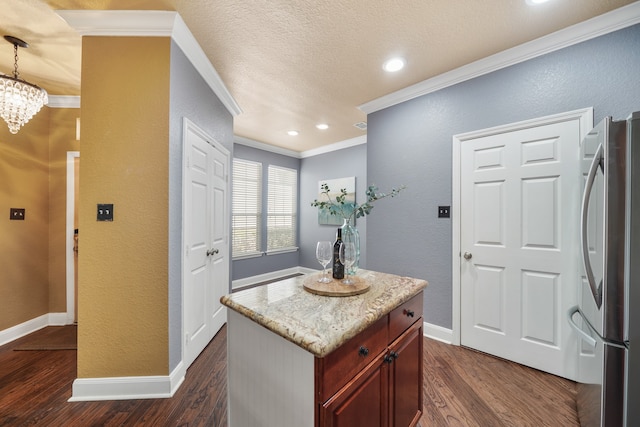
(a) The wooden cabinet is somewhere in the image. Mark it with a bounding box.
[389,322,423,427]
[224,271,427,427]
[316,291,424,427]
[320,352,388,427]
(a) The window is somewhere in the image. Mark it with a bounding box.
[232,159,298,259]
[267,165,297,252]
[232,159,262,257]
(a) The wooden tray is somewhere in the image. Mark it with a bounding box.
[303,274,370,297]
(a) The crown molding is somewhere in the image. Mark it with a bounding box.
[54,10,177,36]
[170,14,241,116]
[48,95,81,109]
[55,10,241,116]
[299,135,366,158]
[359,2,640,114]
[234,135,301,158]
[234,134,367,159]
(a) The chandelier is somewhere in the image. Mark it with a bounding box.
[0,35,48,134]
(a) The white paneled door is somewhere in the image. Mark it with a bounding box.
[459,114,586,380]
[209,136,230,340]
[183,119,229,368]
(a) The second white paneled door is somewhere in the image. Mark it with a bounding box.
[457,111,590,381]
[183,119,230,369]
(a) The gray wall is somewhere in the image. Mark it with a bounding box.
[366,24,640,329]
[168,40,234,371]
[230,141,368,277]
[299,143,368,270]
[232,143,301,280]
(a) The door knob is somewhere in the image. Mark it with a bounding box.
[463,252,472,260]
[206,248,219,256]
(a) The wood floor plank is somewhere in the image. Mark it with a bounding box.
[427,355,503,426]
[420,338,579,427]
[0,324,578,426]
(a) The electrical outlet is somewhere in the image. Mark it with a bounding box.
[97,204,114,221]
[9,208,25,220]
[438,206,450,218]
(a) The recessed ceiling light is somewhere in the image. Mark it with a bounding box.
[526,0,550,4]
[383,57,405,72]
[287,130,299,136]
[316,123,329,130]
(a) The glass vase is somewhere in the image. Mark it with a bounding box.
[341,218,360,275]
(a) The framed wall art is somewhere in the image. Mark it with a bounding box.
[316,176,356,226]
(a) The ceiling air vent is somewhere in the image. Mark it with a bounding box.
[353,121,367,130]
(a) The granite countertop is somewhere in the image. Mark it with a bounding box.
[220,269,428,358]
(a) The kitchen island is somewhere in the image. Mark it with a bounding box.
[221,269,428,427]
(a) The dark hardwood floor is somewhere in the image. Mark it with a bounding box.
[420,339,579,427]
[0,325,578,426]
[0,325,227,426]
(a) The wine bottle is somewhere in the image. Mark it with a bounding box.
[332,227,344,279]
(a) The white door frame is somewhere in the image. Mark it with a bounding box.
[451,108,593,346]
[66,151,80,324]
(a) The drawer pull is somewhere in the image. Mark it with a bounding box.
[358,346,369,357]
[404,309,415,318]
[384,351,400,364]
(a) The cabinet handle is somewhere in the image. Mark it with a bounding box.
[358,346,369,357]
[404,309,415,318]
[384,351,399,364]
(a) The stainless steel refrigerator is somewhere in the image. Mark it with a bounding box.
[568,112,640,426]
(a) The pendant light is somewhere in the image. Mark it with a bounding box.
[0,35,48,134]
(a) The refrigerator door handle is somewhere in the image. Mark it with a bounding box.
[567,305,597,347]
[580,142,604,309]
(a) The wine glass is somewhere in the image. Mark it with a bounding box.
[339,242,357,285]
[316,241,333,283]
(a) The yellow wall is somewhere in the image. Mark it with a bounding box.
[0,107,80,331]
[48,109,81,313]
[0,110,51,329]
[77,36,171,377]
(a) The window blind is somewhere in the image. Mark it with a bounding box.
[232,159,262,257]
[267,165,297,251]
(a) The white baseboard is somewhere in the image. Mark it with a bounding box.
[69,362,186,402]
[48,312,70,326]
[423,321,454,345]
[0,312,72,347]
[232,266,316,290]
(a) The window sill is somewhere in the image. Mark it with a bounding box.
[266,247,299,256]
[232,247,299,260]
[232,252,263,261]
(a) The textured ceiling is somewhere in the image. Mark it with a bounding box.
[0,0,637,152]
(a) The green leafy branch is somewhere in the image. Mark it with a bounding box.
[311,183,406,223]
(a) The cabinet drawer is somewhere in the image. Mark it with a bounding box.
[389,291,423,342]
[316,315,388,402]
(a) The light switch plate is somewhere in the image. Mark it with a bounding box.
[10,208,25,220]
[97,204,114,221]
